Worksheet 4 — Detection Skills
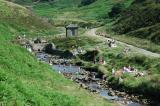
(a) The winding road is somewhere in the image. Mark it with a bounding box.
[85,28,160,58]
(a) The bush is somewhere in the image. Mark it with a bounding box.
[80,50,99,61]
[108,3,125,18]
[79,0,96,6]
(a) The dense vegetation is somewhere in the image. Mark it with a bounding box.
[6,0,33,5]
[79,0,97,6]
[112,0,160,44]
[6,0,55,5]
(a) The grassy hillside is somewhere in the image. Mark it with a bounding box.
[0,0,59,40]
[0,0,114,105]
[112,0,160,44]
[13,0,160,46]
[7,0,133,27]
[0,42,113,106]
[33,0,133,26]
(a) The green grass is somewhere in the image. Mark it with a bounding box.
[101,45,160,100]
[33,0,132,25]
[33,1,80,18]
[51,36,101,50]
[111,35,160,53]
[0,0,60,38]
[101,45,160,101]
[0,0,115,105]
[97,23,160,53]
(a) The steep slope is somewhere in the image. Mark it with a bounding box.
[0,0,114,105]
[112,0,160,44]
[0,0,55,40]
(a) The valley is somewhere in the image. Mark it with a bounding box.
[0,0,160,106]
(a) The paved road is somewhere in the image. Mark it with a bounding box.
[85,28,160,58]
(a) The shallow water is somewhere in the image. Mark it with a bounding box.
[100,90,119,100]
[36,53,49,62]
[36,52,142,106]
[53,65,80,74]
[52,65,142,106]
[127,103,142,106]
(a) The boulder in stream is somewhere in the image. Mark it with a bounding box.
[108,90,116,96]
[45,43,56,52]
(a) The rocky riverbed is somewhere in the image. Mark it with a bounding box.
[18,37,147,106]
[36,51,143,106]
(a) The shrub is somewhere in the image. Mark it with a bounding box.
[79,0,96,6]
[108,3,125,18]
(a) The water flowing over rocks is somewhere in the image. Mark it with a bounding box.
[18,37,149,106]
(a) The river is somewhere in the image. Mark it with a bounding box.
[36,52,142,106]
[52,64,142,106]
[36,53,142,106]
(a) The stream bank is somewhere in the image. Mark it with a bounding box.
[36,51,143,106]
[17,37,158,106]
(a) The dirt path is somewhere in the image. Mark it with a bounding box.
[85,28,160,58]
